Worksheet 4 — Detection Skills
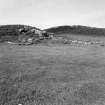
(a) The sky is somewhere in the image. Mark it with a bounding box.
[0,0,105,29]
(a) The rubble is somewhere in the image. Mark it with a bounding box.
[17,27,54,45]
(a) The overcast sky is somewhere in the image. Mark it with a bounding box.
[0,0,105,29]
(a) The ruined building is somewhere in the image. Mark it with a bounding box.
[18,26,54,44]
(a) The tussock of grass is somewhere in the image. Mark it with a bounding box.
[1,74,105,105]
[0,44,105,105]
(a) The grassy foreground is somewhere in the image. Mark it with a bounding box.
[0,43,105,105]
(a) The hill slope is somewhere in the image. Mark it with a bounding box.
[0,24,41,42]
[45,25,105,36]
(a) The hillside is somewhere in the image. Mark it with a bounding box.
[1,24,105,44]
[1,25,105,105]
[45,25,105,36]
[0,24,41,42]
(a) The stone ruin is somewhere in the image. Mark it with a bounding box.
[17,27,54,45]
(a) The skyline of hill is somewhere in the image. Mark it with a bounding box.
[0,24,42,42]
[45,25,105,36]
[0,24,105,42]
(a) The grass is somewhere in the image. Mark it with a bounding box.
[0,43,105,105]
[54,33,105,42]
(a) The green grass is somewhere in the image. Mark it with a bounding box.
[54,33,105,42]
[0,43,105,105]
[45,25,105,36]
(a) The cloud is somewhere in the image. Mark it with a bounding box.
[77,11,105,27]
[0,0,105,28]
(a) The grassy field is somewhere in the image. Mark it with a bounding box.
[54,33,105,42]
[0,42,105,105]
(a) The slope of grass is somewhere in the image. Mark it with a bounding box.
[0,44,105,105]
[45,25,105,36]
[0,24,41,42]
